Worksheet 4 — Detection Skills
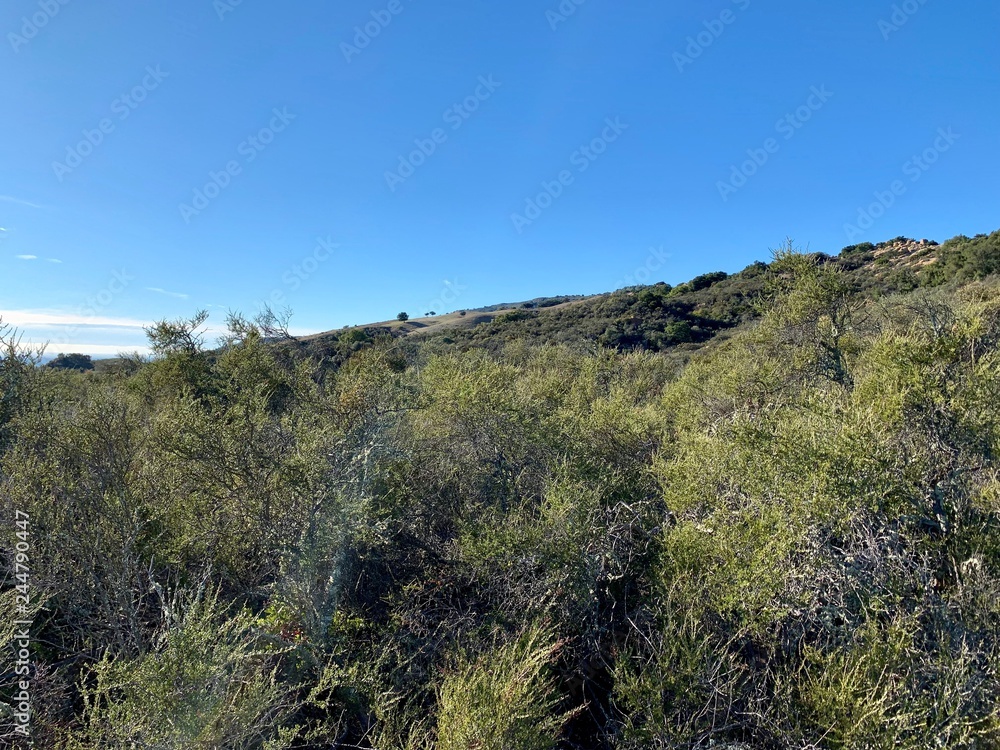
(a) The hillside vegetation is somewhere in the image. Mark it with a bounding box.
[2,229,1000,748]
[296,231,999,363]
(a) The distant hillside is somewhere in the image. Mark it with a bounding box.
[80,230,1000,373]
[285,229,999,366]
[461,294,590,314]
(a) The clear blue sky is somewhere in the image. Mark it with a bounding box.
[2,0,998,356]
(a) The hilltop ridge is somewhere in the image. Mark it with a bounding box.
[285,229,998,365]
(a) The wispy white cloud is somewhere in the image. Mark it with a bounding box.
[4,308,319,358]
[0,195,44,209]
[46,258,63,264]
[4,308,153,360]
[145,286,189,300]
[15,254,37,260]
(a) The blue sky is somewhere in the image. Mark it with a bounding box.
[2,0,998,357]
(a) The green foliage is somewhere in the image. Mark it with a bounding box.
[758,242,863,387]
[73,584,297,749]
[922,231,1000,286]
[614,596,746,747]
[435,625,574,750]
[688,270,728,291]
[145,309,210,355]
[792,613,921,748]
[45,353,94,371]
[841,241,876,256]
[0,319,42,451]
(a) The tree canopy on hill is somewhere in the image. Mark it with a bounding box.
[45,353,95,371]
